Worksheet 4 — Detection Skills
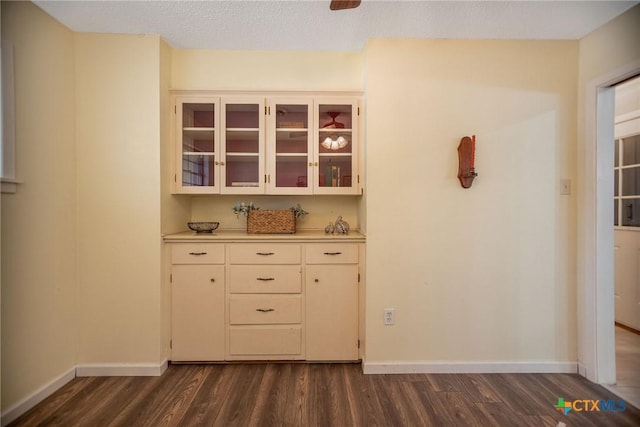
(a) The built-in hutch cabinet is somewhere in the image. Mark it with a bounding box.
[166,233,364,363]
[169,92,364,362]
[172,92,362,195]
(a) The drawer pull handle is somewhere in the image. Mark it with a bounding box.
[210,278,216,283]
[256,308,275,313]
[256,252,275,256]
[189,252,207,256]
[257,277,275,281]
[324,252,342,256]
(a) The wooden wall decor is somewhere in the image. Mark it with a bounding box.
[457,135,478,189]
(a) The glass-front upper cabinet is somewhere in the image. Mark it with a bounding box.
[614,134,640,227]
[314,98,360,195]
[175,97,220,193]
[221,99,265,194]
[266,99,313,195]
[173,93,362,195]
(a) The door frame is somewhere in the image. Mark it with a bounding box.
[578,59,640,384]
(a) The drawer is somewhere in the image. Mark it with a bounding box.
[305,243,359,264]
[229,266,301,293]
[229,244,301,265]
[229,295,301,324]
[171,243,225,265]
[228,326,302,356]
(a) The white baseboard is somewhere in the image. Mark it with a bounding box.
[1,360,169,426]
[76,359,168,377]
[1,367,76,427]
[362,360,578,375]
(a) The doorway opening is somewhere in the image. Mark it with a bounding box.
[605,75,640,408]
[578,59,640,393]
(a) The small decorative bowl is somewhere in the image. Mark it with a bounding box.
[187,222,219,233]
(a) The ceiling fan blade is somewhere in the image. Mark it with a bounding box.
[330,0,361,11]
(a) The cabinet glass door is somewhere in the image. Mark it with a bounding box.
[177,99,219,193]
[222,100,265,194]
[268,100,313,194]
[314,99,359,194]
[615,134,640,227]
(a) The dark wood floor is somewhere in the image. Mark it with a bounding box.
[9,363,640,426]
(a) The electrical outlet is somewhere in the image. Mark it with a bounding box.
[384,308,395,325]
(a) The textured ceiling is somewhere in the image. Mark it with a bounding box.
[34,0,639,52]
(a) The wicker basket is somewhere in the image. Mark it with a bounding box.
[247,209,296,234]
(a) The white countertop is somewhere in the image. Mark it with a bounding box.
[163,229,366,243]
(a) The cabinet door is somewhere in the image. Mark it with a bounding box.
[171,265,225,361]
[313,98,360,195]
[221,98,266,194]
[174,97,220,193]
[614,231,640,330]
[266,98,313,195]
[306,265,359,360]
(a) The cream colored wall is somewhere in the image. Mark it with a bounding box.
[171,49,366,230]
[75,33,163,364]
[364,39,578,363]
[578,6,640,87]
[161,44,190,236]
[1,3,4,415]
[172,50,363,91]
[159,40,188,361]
[616,76,640,117]
[1,1,76,412]
[191,195,360,231]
